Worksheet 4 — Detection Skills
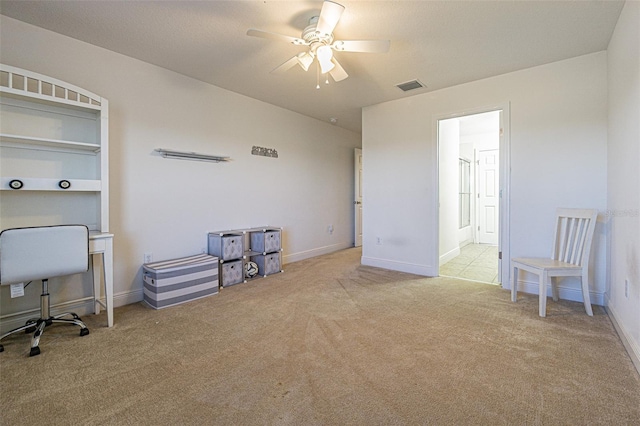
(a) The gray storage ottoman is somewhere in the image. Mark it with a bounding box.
[143,254,219,309]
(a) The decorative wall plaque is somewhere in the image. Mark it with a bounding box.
[251,146,278,158]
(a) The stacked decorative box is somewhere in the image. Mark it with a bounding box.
[208,232,244,287]
[143,253,219,309]
[208,227,283,286]
[248,228,283,276]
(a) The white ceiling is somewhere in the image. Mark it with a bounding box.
[0,0,624,134]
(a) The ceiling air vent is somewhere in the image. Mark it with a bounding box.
[396,79,425,92]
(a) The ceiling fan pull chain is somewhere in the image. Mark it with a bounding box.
[316,61,320,89]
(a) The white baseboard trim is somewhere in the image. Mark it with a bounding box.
[605,298,640,375]
[284,242,353,264]
[513,279,605,306]
[0,298,95,334]
[113,289,143,307]
[0,289,144,334]
[361,256,435,276]
[439,247,461,266]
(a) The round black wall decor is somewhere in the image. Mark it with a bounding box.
[9,179,24,189]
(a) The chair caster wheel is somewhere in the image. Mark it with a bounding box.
[80,328,90,337]
[30,346,41,357]
[25,326,36,334]
[0,344,4,352]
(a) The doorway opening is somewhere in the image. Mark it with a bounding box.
[437,109,505,284]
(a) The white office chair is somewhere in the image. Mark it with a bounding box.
[0,225,90,356]
[511,208,598,317]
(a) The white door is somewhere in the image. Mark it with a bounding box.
[477,149,499,245]
[354,148,363,247]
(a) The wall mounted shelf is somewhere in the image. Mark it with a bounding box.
[1,177,101,191]
[156,148,230,163]
[1,133,101,152]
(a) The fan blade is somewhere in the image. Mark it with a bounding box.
[332,40,390,53]
[329,58,348,82]
[316,1,345,36]
[247,29,308,46]
[271,56,300,74]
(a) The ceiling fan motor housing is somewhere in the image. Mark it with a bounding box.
[302,17,333,52]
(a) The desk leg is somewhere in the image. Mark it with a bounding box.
[92,254,102,315]
[104,238,114,327]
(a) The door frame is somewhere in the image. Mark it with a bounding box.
[434,102,511,287]
[354,148,363,247]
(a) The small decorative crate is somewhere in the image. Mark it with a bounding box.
[220,259,244,287]
[208,233,243,261]
[250,229,281,254]
[253,252,281,276]
[143,254,219,310]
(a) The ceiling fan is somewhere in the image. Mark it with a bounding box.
[247,0,390,84]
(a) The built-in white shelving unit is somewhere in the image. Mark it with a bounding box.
[0,64,109,231]
[0,64,115,328]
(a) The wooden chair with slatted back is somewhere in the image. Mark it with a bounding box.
[511,208,599,317]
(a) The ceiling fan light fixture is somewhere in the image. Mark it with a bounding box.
[296,52,314,72]
[317,45,335,74]
[247,0,389,85]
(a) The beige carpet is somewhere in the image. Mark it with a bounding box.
[1,248,639,425]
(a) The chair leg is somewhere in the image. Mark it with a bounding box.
[0,321,43,353]
[551,276,560,302]
[581,272,593,316]
[511,266,518,302]
[28,314,89,357]
[29,319,48,356]
[539,272,548,317]
[0,280,90,356]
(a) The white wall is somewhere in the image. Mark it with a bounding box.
[363,52,608,305]
[606,1,640,371]
[0,17,360,319]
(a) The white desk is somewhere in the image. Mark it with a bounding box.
[89,232,114,327]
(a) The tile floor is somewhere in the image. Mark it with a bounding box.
[440,244,500,284]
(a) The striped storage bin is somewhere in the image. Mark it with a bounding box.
[143,254,219,309]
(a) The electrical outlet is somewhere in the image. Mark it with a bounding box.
[144,252,153,264]
[625,279,629,298]
[376,237,383,245]
[201,247,206,254]
[328,224,334,234]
